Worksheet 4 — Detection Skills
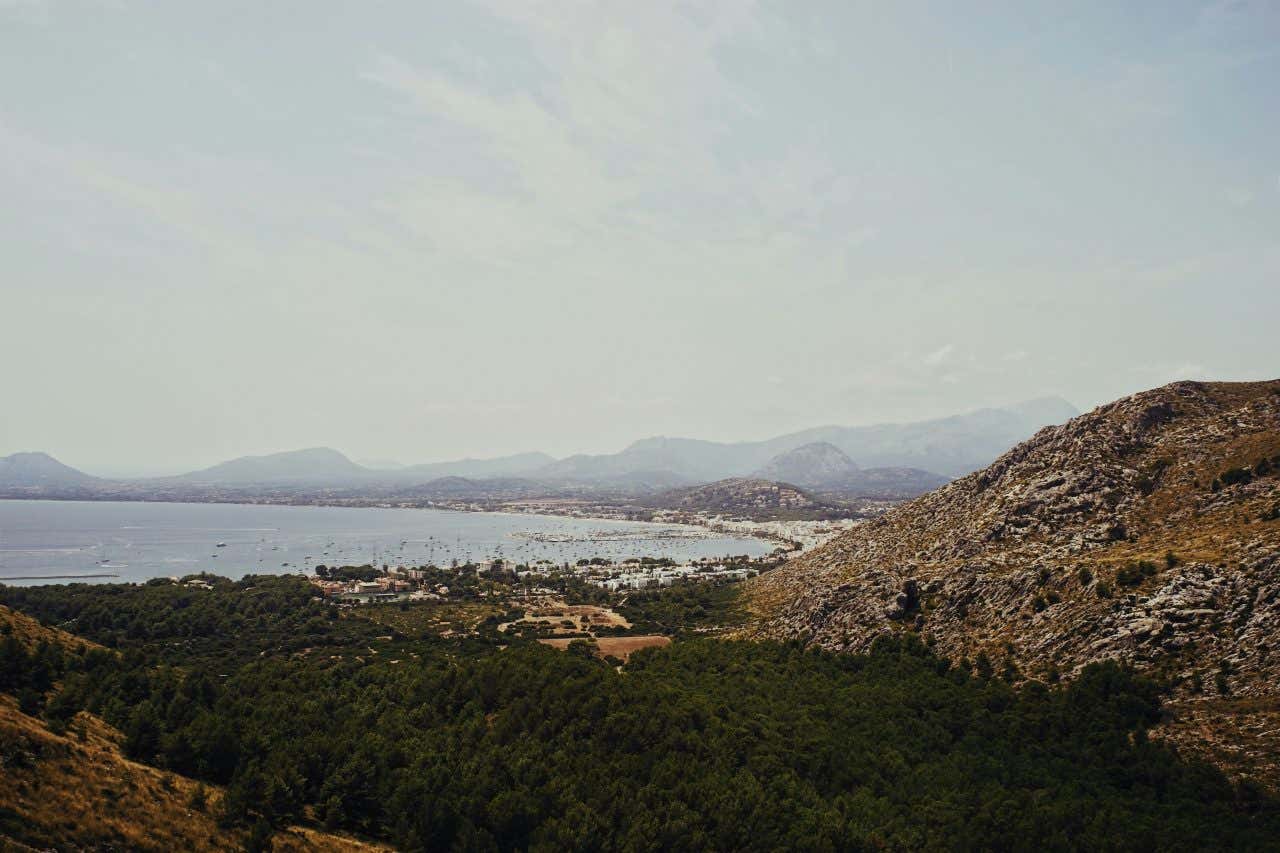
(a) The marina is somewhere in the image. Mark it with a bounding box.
[0,500,772,586]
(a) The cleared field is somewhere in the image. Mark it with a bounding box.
[539,634,671,661]
[501,598,631,636]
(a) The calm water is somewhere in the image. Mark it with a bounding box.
[0,500,770,586]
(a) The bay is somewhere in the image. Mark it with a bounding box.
[0,500,770,585]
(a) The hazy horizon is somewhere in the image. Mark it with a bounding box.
[14,390,1080,479]
[4,2,1278,474]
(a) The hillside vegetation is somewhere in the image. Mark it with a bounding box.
[746,379,1280,784]
[2,576,1278,850]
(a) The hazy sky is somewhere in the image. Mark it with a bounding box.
[3,1,1278,475]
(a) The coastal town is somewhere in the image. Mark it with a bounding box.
[291,510,864,608]
[306,552,784,605]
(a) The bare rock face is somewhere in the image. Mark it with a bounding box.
[745,380,1280,782]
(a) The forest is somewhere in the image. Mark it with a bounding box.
[2,575,1278,851]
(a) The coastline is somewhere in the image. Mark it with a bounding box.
[0,493,796,553]
[0,497,786,586]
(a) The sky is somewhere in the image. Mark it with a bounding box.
[2,1,1278,476]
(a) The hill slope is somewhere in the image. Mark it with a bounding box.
[397,451,555,480]
[648,477,827,516]
[746,380,1280,778]
[753,442,859,486]
[175,447,368,484]
[790,397,1078,476]
[753,442,949,498]
[0,452,97,487]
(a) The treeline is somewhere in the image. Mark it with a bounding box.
[619,580,746,634]
[0,575,392,665]
[2,578,1278,851]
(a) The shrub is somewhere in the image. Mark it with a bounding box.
[1117,561,1158,587]
[188,784,208,812]
[1116,566,1144,587]
[1215,672,1231,696]
[1220,467,1253,487]
[17,688,43,717]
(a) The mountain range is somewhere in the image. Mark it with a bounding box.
[0,396,1077,496]
[537,396,1077,483]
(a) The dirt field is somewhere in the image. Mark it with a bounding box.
[502,598,631,636]
[539,635,671,661]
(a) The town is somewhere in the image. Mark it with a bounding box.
[306,551,782,605]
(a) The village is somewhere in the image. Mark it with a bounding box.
[305,551,780,605]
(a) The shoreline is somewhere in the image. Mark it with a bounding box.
[0,497,786,584]
[0,493,850,560]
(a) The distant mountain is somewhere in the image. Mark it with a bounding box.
[6,396,1075,496]
[754,442,859,487]
[396,451,556,481]
[752,442,948,499]
[820,467,951,500]
[777,397,1079,477]
[647,478,828,516]
[535,397,1079,484]
[171,447,559,486]
[357,458,406,470]
[175,447,368,484]
[538,438,745,483]
[0,452,97,488]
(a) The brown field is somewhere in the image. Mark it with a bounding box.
[539,634,671,661]
[0,695,389,852]
[502,597,631,636]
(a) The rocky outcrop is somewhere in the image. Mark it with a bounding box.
[745,380,1280,782]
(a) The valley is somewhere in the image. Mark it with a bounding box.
[3,380,1280,849]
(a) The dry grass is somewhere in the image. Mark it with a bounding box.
[501,597,631,636]
[0,697,389,852]
[0,605,106,654]
[539,635,671,661]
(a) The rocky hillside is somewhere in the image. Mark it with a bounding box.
[746,380,1280,783]
[0,604,389,852]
